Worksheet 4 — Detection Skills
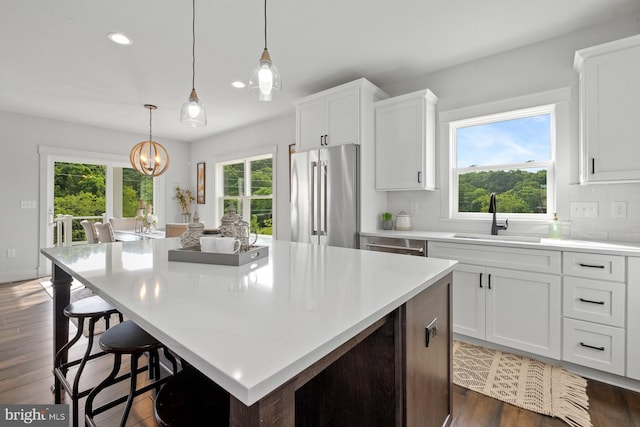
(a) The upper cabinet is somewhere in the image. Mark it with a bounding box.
[374,89,438,191]
[575,35,640,184]
[294,78,388,152]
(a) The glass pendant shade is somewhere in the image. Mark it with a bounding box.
[130,104,170,177]
[249,48,281,101]
[180,89,207,127]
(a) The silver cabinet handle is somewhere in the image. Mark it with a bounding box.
[365,243,424,253]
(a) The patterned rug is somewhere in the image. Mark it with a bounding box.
[453,341,592,427]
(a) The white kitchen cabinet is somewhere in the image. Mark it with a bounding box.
[627,257,640,380]
[295,78,387,152]
[562,251,627,375]
[374,89,438,191]
[429,241,561,359]
[575,34,640,183]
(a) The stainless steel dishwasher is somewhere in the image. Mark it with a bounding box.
[360,235,427,256]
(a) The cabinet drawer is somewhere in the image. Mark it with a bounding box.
[563,277,625,327]
[428,241,561,274]
[562,318,625,375]
[562,252,625,282]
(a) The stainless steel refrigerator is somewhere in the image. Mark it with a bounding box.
[290,144,359,248]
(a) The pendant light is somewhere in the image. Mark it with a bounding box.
[249,0,281,101]
[130,104,170,177]
[180,0,207,126]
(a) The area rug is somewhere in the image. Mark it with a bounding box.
[40,278,118,337]
[453,340,592,427]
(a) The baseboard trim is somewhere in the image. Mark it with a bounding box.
[0,269,40,284]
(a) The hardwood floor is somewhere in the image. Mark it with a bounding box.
[1,278,640,426]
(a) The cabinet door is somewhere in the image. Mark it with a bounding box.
[403,274,451,427]
[582,44,640,182]
[452,264,485,340]
[297,99,326,151]
[628,257,640,380]
[325,88,360,147]
[375,97,423,190]
[485,268,561,359]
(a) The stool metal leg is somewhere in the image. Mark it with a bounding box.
[53,317,86,403]
[120,354,140,427]
[85,353,121,427]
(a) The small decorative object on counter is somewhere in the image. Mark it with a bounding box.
[549,212,562,239]
[219,202,240,237]
[180,215,206,248]
[395,211,412,230]
[233,219,259,252]
[381,212,393,230]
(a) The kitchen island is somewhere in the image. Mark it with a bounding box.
[41,239,456,426]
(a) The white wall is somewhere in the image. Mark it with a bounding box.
[188,114,296,241]
[0,110,190,282]
[380,14,640,239]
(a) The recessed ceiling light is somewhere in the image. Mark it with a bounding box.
[231,81,246,89]
[107,32,133,46]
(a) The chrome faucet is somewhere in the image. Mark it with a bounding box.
[488,193,508,235]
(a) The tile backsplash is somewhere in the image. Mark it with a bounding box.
[384,183,640,243]
[569,183,640,242]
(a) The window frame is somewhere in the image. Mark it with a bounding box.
[216,153,274,234]
[449,104,557,220]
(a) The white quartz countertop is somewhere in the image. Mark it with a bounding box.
[41,239,456,406]
[361,229,640,256]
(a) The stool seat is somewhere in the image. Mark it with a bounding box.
[63,295,118,318]
[100,320,162,354]
[155,366,230,427]
[85,320,178,427]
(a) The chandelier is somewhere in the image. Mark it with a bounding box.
[130,104,170,177]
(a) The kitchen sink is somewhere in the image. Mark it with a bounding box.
[452,233,541,243]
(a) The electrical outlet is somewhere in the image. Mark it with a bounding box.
[570,202,599,218]
[7,249,15,258]
[611,201,627,218]
[410,202,419,215]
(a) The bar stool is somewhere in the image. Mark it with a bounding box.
[155,365,230,427]
[53,295,123,427]
[84,320,178,427]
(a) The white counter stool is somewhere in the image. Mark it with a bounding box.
[53,295,123,427]
[84,320,178,427]
[154,364,230,427]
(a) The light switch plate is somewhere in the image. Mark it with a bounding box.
[570,202,598,218]
[20,200,37,209]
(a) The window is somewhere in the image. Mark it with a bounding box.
[450,105,555,218]
[219,154,273,235]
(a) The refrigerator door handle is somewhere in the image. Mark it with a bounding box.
[311,161,318,236]
[320,161,328,236]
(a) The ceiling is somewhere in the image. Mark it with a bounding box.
[1,0,639,143]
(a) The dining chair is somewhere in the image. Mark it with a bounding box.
[109,217,138,231]
[80,220,98,244]
[165,223,188,238]
[95,222,116,243]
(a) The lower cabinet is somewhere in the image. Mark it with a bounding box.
[452,264,561,359]
[401,274,452,427]
[627,257,640,380]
